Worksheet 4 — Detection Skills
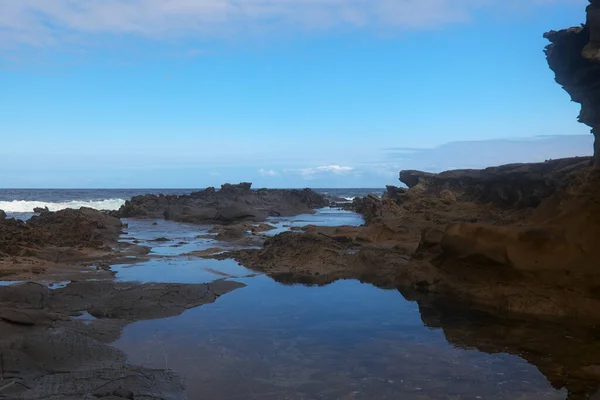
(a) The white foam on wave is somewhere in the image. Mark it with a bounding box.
[0,199,126,213]
[343,197,355,201]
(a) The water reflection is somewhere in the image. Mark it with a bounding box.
[113,258,254,284]
[401,290,600,400]
[113,275,573,399]
[266,208,365,236]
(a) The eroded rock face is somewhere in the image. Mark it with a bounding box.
[545,1,600,166]
[115,183,328,224]
[399,157,591,208]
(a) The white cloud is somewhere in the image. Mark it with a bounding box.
[296,164,355,178]
[315,165,354,173]
[258,168,278,177]
[0,0,582,47]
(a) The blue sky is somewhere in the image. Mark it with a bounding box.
[0,0,594,188]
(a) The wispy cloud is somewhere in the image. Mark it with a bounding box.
[0,0,581,47]
[258,168,278,177]
[294,164,355,179]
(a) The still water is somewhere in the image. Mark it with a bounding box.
[108,209,600,400]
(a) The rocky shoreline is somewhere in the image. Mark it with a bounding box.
[1,2,600,398]
[0,186,332,398]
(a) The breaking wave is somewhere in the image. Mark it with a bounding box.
[0,199,126,213]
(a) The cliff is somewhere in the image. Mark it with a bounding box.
[545,0,600,165]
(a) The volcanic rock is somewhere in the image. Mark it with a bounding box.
[115,183,328,224]
[0,208,123,259]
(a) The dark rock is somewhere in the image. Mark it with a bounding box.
[149,237,170,242]
[399,157,591,208]
[0,207,123,257]
[115,183,328,224]
[383,185,407,203]
[545,4,600,166]
[0,210,6,220]
[33,206,50,214]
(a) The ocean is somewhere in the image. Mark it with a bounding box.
[0,188,384,218]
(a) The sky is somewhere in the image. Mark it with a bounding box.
[0,0,594,188]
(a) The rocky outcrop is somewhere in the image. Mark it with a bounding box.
[0,208,123,259]
[545,1,600,166]
[400,157,591,208]
[115,182,328,224]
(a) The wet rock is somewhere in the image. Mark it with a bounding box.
[47,280,246,320]
[0,210,6,220]
[115,183,328,224]
[33,207,49,214]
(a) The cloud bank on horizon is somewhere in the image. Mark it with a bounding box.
[0,135,593,188]
[0,0,585,46]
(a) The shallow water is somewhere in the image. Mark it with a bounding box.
[113,277,570,399]
[266,207,365,236]
[107,209,599,399]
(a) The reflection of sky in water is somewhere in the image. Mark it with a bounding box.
[113,276,564,400]
[121,218,216,256]
[113,258,253,284]
[266,207,364,236]
[0,281,23,286]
